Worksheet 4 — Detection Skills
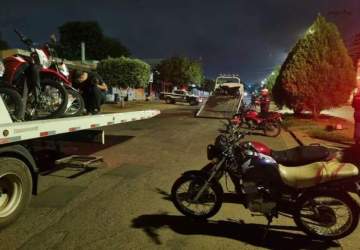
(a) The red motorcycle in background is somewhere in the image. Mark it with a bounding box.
[2,30,68,120]
[232,104,282,137]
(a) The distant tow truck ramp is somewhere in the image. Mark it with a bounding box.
[196,74,244,119]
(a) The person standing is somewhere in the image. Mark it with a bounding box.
[349,81,360,144]
[259,88,271,115]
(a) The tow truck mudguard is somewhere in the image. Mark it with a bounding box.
[0,144,39,194]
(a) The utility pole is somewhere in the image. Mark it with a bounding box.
[81,42,86,63]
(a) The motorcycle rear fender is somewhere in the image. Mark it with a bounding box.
[297,177,360,198]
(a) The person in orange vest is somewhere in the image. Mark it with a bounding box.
[259,88,271,115]
[349,80,360,144]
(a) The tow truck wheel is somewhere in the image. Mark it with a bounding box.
[189,100,198,106]
[0,157,32,228]
[165,97,172,104]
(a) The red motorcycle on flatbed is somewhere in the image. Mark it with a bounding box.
[2,30,69,120]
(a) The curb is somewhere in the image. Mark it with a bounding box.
[284,127,304,146]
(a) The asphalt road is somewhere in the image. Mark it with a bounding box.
[1,107,359,250]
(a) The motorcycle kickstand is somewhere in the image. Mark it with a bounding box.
[262,215,273,241]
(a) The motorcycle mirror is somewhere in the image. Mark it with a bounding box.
[50,33,57,44]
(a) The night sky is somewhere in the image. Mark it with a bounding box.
[0,0,359,83]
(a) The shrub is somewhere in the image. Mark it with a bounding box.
[97,57,151,88]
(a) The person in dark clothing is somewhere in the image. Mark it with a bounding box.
[248,93,258,110]
[73,71,108,114]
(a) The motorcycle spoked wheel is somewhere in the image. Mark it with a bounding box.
[231,114,243,128]
[293,191,359,241]
[63,89,85,117]
[200,163,223,182]
[171,174,223,220]
[246,120,256,130]
[27,79,68,119]
[263,121,281,137]
[0,86,24,121]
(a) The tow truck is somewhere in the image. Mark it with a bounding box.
[0,96,160,228]
[196,74,244,118]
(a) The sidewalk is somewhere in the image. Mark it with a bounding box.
[278,105,354,123]
[285,128,353,149]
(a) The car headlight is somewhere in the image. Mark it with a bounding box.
[0,60,4,77]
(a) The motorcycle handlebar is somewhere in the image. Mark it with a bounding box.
[14,29,34,47]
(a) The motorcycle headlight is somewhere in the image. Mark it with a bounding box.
[59,63,70,77]
[0,60,4,77]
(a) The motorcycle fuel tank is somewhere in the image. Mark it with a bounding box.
[251,141,271,155]
[241,153,280,185]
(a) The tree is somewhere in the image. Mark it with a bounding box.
[349,33,360,66]
[272,15,356,117]
[58,21,130,60]
[97,57,151,88]
[264,65,280,91]
[0,39,9,50]
[102,37,130,58]
[156,57,204,86]
[202,78,216,92]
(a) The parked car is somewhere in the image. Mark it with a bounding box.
[160,90,203,105]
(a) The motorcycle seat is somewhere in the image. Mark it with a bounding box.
[279,159,358,189]
[271,145,331,166]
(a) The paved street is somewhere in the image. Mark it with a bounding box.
[1,106,359,250]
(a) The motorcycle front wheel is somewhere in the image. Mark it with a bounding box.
[63,89,85,117]
[171,173,223,220]
[28,79,68,119]
[293,191,359,241]
[264,121,281,137]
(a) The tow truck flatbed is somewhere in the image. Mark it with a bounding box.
[0,95,160,228]
[0,110,160,145]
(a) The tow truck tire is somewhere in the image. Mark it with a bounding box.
[189,100,198,106]
[165,97,172,104]
[0,157,32,229]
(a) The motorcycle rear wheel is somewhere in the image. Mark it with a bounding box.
[264,121,281,137]
[0,86,24,121]
[28,79,68,119]
[63,89,85,117]
[293,191,359,241]
[171,174,223,219]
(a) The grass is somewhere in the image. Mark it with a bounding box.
[283,113,353,143]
